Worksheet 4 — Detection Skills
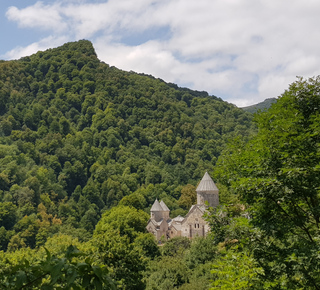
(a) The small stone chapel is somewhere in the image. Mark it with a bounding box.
[146,172,219,241]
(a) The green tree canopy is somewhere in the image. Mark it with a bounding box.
[215,76,320,289]
[94,205,149,242]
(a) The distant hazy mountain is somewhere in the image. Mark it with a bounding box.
[241,98,277,113]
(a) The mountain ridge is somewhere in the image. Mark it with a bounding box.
[0,39,255,246]
[241,97,277,113]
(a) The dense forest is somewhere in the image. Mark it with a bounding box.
[0,40,255,288]
[0,40,254,247]
[1,40,318,289]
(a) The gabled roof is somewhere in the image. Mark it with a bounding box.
[172,215,184,222]
[170,222,182,231]
[196,171,219,192]
[182,204,207,224]
[150,199,163,211]
[160,200,170,212]
[148,218,164,227]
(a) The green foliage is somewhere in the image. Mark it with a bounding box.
[145,256,190,290]
[92,204,155,289]
[92,224,147,289]
[184,237,216,269]
[94,205,149,242]
[211,247,264,290]
[178,184,196,209]
[0,39,256,288]
[0,245,116,289]
[205,206,251,246]
[161,237,191,256]
[119,192,147,210]
[144,236,215,290]
[134,233,161,259]
[0,226,14,251]
[0,202,17,230]
[215,76,320,288]
[0,40,254,249]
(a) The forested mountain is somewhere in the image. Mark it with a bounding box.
[0,40,254,250]
[241,97,277,113]
[1,40,317,289]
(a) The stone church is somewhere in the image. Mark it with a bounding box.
[146,172,219,241]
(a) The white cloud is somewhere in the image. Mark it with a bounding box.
[95,39,179,79]
[4,36,69,60]
[6,2,67,32]
[4,0,320,106]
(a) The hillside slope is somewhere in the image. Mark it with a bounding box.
[241,98,277,113]
[0,40,254,246]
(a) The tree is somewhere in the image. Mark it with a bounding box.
[91,227,147,289]
[0,119,12,136]
[0,226,14,251]
[79,205,100,233]
[134,232,160,259]
[0,245,116,289]
[145,255,190,290]
[94,205,149,242]
[178,184,196,209]
[184,237,216,269]
[119,192,147,210]
[91,205,151,289]
[161,237,191,257]
[0,202,17,230]
[216,76,320,289]
[211,247,263,290]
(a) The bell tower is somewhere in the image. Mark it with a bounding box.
[196,172,219,208]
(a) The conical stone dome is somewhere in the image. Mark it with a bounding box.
[196,172,219,193]
[160,200,170,212]
[150,199,163,211]
[196,172,219,207]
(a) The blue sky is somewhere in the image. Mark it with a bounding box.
[1,0,320,106]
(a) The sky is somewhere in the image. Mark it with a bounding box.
[1,0,320,107]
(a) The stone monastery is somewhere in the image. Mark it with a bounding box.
[146,172,219,241]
